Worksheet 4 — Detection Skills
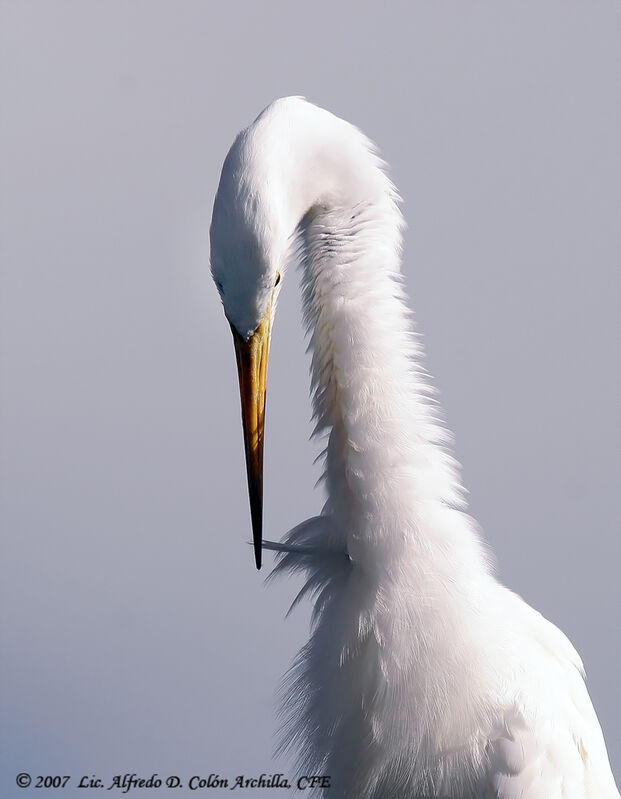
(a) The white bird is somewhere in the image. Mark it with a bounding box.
[210,97,619,799]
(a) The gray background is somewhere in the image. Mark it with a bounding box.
[1,1,619,795]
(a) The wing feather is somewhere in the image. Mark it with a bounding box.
[482,601,619,799]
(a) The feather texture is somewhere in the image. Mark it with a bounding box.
[211,97,619,799]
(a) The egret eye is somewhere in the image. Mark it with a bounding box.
[274,272,281,287]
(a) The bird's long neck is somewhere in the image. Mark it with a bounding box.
[250,100,488,586]
[299,198,466,574]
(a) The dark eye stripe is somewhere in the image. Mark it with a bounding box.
[274,272,281,286]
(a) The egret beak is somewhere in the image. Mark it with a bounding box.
[230,305,272,569]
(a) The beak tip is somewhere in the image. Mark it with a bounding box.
[253,530,262,569]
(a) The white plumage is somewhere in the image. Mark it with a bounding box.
[210,97,619,799]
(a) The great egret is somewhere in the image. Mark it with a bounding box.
[210,97,619,799]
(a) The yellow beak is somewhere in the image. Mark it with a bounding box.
[230,305,272,569]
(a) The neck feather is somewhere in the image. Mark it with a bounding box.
[299,197,471,571]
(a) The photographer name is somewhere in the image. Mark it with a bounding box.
[75,773,331,792]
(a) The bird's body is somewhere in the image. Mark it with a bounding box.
[210,98,619,798]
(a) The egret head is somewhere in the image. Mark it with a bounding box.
[210,127,287,569]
